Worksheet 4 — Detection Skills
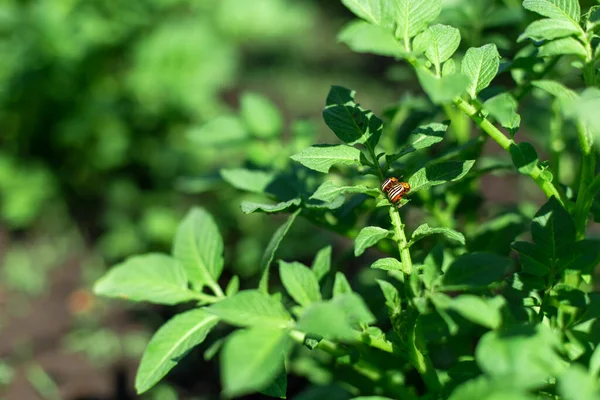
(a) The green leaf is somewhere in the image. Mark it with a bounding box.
[476,325,565,389]
[422,246,444,290]
[225,276,240,297]
[462,44,501,99]
[221,326,289,398]
[450,295,502,329]
[484,93,521,134]
[279,261,322,307]
[221,168,277,195]
[135,309,219,394]
[410,223,465,246]
[442,58,456,76]
[589,344,600,377]
[341,0,398,29]
[416,68,470,104]
[332,292,376,327]
[322,86,383,146]
[448,377,538,400]
[93,254,197,305]
[240,92,283,139]
[241,199,301,214]
[333,272,353,297]
[351,397,396,400]
[187,115,247,146]
[386,121,448,163]
[172,208,224,292]
[519,18,582,42]
[291,145,362,173]
[512,241,551,276]
[297,300,357,341]
[558,365,600,400]
[371,257,405,273]
[207,290,292,328]
[408,160,475,192]
[587,6,600,31]
[311,246,332,282]
[441,252,513,289]
[376,279,401,316]
[354,226,391,256]
[509,142,539,174]
[538,37,587,58]
[339,21,406,58]
[522,0,581,25]
[395,0,442,41]
[414,24,461,73]
[259,210,300,293]
[310,181,379,203]
[532,79,578,101]
[260,370,287,399]
[531,197,576,260]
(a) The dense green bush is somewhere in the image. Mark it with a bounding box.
[96,0,600,398]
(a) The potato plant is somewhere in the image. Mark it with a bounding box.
[94,0,600,399]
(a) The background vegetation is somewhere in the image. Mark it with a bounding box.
[1,0,599,399]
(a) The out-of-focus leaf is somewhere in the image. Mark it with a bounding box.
[441,253,513,289]
[240,92,283,139]
[339,21,406,57]
[221,326,289,397]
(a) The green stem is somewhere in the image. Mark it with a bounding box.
[365,141,384,181]
[453,96,568,205]
[388,206,441,393]
[389,207,412,275]
[574,124,597,239]
[193,292,222,304]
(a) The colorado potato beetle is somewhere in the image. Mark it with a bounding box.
[380,177,411,204]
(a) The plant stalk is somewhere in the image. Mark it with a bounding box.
[453,96,567,205]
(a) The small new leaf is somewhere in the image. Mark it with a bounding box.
[462,44,501,99]
[414,24,461,74]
